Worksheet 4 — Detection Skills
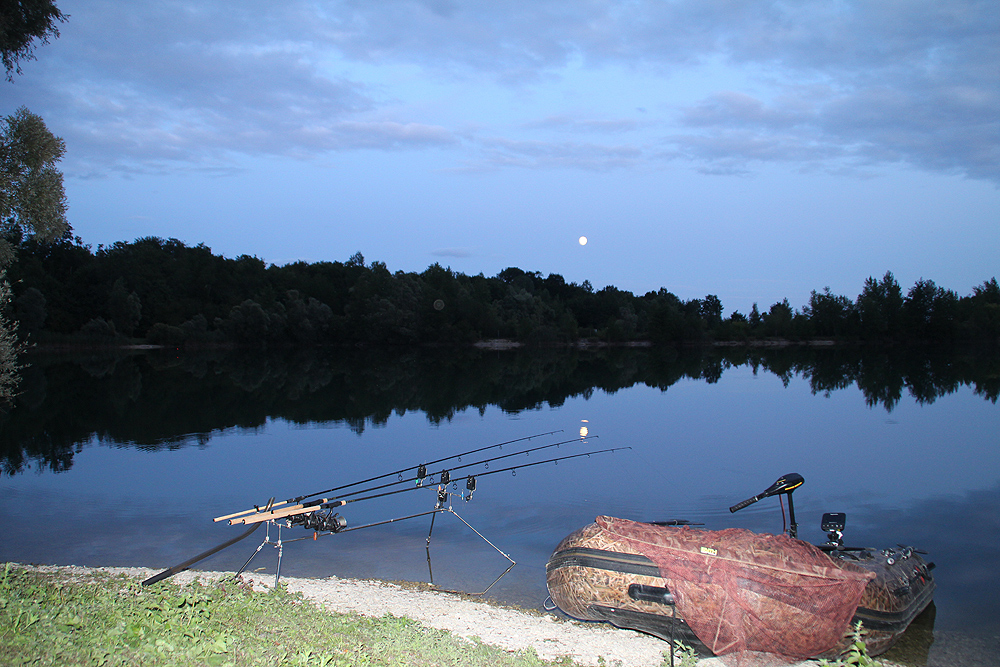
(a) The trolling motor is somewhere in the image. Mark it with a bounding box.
[729,473,804,538]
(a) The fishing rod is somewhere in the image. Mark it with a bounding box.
[241,444,631,592]
[146,434,629,588]
[331,446,631,508]
[230,434,595,525]
[214,430,563,523]
[233,445,631,526]
[237,435,598,525]
[142,498,275,586]
[221,434,587,525]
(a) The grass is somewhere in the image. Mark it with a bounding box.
[0,562,881,667]
[0,563,581,667]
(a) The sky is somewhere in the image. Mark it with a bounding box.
[4,0,998,315]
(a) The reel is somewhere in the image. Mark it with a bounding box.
[288,510,348,533]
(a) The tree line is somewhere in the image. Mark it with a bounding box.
[2,4,998,400]
[4,235,999,348]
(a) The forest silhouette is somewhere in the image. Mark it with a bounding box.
[6,236,1000,347]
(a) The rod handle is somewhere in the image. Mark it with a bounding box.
[213,500,289,523]
[228,498,340,525]
[232,505,315,525]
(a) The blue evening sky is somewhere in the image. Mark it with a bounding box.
[5,0,998,315]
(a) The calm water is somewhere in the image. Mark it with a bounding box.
[2,347,998,665]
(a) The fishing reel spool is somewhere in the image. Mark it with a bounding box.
[287,509,348,533]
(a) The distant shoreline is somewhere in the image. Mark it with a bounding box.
[20,337,850,354]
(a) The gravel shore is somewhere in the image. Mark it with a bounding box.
[13,565,843,667]
[15,564,737,666]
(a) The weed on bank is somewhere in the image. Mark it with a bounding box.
[0,564,574,667]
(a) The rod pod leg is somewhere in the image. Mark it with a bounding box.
[234,520,274,580]
[447,507,516,596]
[426,511,437,546]
[274,522,284,587]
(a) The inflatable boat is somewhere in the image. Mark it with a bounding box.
[545,474,935,661]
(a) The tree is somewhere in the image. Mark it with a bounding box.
[1,0,66,80]
[215,299,277,346]
[14,285,45,338]
[700,294,723,329]
[1,3,68,393]
[0,271,20,403]
[968,278,1000,341]
[108,278,142,336]
[762,299,794,338]
[1,107,70,267]
[857,271,903,341]
[808,287,857,338]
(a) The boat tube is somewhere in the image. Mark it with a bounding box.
[545,475,935,660]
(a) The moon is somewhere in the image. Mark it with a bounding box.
[579,236,588,246]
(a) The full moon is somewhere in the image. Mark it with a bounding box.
[579,236,588,246]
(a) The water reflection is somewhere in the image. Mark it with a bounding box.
[2,345,997,476]
[0,345,997,666]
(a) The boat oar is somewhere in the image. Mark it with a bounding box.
[143,498,276,585]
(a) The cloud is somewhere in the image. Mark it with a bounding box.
[322,0,999,181]
[820,84,1000,181]
[431,247,474,258]
[328,121,457,150]
[11,0,997,183]
[668,81,999,180]
[522,115,644,134]
[679,92,810,131]
[19,1,380,174]
[472,136,642,171]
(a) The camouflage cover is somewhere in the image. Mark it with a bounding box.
[593,516,875,660]
[547,517,920,664]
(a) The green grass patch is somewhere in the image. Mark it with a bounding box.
[0,564,580,667]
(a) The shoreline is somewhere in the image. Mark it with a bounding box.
[12,563,737,667]
[20,337,849,353]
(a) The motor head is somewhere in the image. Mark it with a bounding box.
[760,473,804,498]
[730,473,804,513]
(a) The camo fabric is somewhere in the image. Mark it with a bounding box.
[595,516,875,665]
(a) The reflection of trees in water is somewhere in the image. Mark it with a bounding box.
[1,345,997,475]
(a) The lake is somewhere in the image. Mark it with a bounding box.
[2,345,998,665]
